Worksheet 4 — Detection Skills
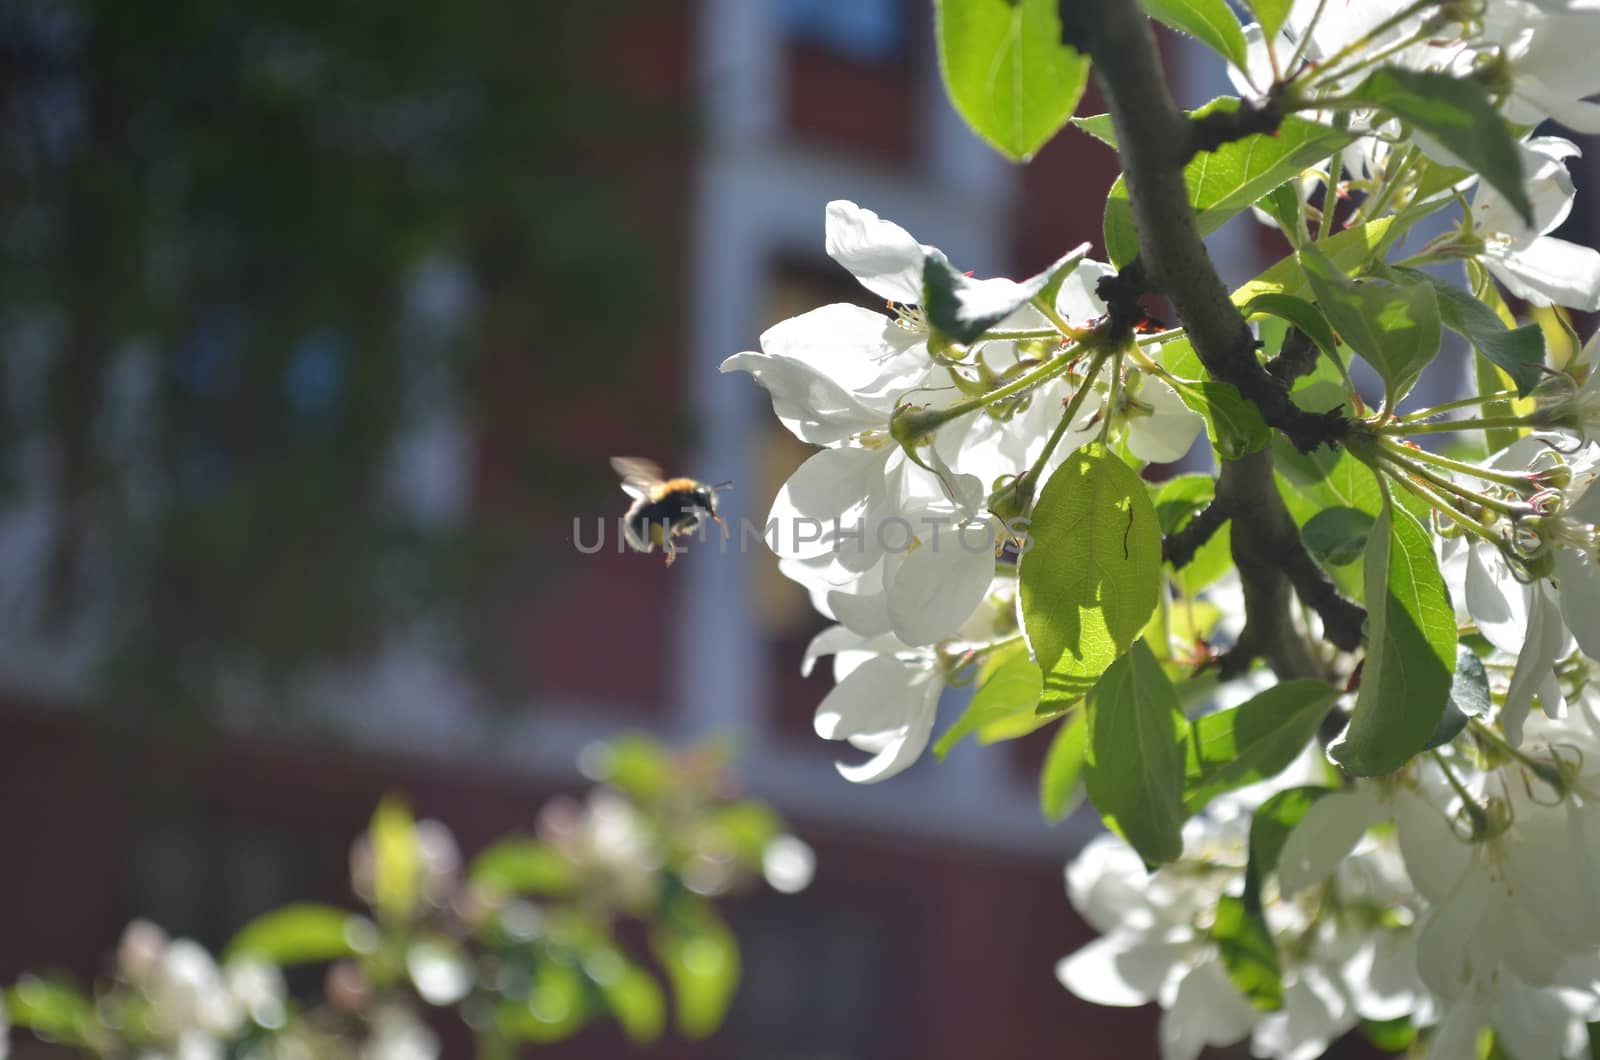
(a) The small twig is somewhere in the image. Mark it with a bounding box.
[1280,541,1368,652]
[1264,327,1320,387]
[1186,98,1286,160]
[1163,499,1228,570]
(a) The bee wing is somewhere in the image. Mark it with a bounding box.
[610,456,665,500]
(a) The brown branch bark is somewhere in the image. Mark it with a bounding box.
[1062,1,1363,680]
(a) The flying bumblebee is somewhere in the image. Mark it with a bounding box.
[610,457,729,567]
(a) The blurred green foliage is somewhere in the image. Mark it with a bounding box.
[0,1,664,716]
[5,736,811,1056]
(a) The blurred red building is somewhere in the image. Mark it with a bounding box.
[0,3,1321,1058]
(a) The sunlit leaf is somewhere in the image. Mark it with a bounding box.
[1141,0,1249,70]
[1083,641,1187,865]
[1211,894,1283,1010]
[652,899,739,1039]
[1021,444,1162,700]
[371,794,420,922]
[226,904,375,965]
[935,651,1043,759]
[1104,98,1351,265]
[5,976,93,1045]
[1329,501,1456,775]
[469,838,578,896]
[1183,681,1341,814]
[1299,244,1441,409]
[1242,786,1335,913]
[1040,711,1089,823]
[1347,67,1530,226]
[935,0,1091,161]
[1391,266,1543,397]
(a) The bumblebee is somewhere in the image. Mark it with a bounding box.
[610,457,729,567]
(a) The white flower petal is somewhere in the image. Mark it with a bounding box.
[1277,789,1381,895]
[813,654,925,741]
[1127,378,1204,465]
[1485,235,1600,311]
[1393,786,1470,902]
[801,625,862,678]
[1464,541,1528,654]
[720,351,884,445]
[824,200,931,305]
[757,302,925,395]
[768,446,887,559]
[834,679,942,784]
[1056,934,1183,1007]
[1416,851,1492,1000]
[1159,960,1258,1060]
[886,519,996,645]
[1555,546,1600,658]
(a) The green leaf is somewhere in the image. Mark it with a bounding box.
[1425,646,1491,750]
[1083,640,1188,865]
[1240,292,1341,363]
[1329,501,1457,775]
[1301,506,1376,567]
[1155,474,1232,594]
[1365,1016,1420,1052]
[587,947,666,1044]
[652,900,739,1039]
[1104,98,1351,265]
[226,903,375,965]
[1391,267,1544,397]
[594,735,674,799]
[1347,67,1531,227]
[371,794,420,921]
[1299,244,1441,408]
[934,0,1092,161]
[1233,215,1405,306]
[1242,786,1334,913]
[1182,680,1342,814]
[1211,894,1283,1010]
[1141,0,1249,70]
[1040,711,1088,823]
[1069,112,1116,148]
[1260,181,1304,239]
[469,837,578,896]
[709,802,783,866]
[1246,0,1294,39]
[1021,444,1162,700]
[923,244,1089,344]
[1272,441,1382,517]
[1167,377,1271,460]
[498,959,590,1043]
[935,651,1044,758]
[6,976,93,1045]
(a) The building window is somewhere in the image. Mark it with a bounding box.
[779,0,904,62]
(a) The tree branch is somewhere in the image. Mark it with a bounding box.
[1187,97,1285,159]
[1063,1,1363,680]
[1163,499,1227,570]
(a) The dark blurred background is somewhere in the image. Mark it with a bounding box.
[1,2,1595,1057]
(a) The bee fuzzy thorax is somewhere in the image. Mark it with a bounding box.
[609,457,728,567]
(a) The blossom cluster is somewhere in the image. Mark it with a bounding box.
[726,200,1205,781]
[725,0,1600,1054]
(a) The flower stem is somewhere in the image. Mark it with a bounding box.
[1397,391,1520,423]
[1015,350,1111,496]
[1377,438,1533,491]
[1379,414,1536,436]
[1374,455,1505,544]
[1374,444,1530,518]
